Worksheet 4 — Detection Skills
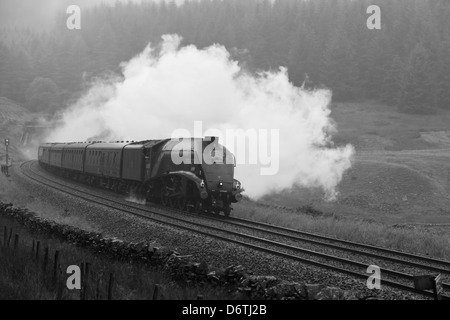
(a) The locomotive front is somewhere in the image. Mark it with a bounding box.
[199,138,243,214]
[155,137,243,216]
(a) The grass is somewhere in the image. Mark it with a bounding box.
[249,101,450,239]
[0,217,232,300]
[234,199,450,261]
[330,101,450,151]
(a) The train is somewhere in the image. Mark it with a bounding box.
[38,137,243,216]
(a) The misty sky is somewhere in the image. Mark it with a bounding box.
[0,0,186,29]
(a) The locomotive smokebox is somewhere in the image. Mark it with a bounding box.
[204,136,218,142]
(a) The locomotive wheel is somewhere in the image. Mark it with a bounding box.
[194,200,203,214]
[224,206,232,217]
[186,201,195,213]
[161,193,169,206]
[177,197,187,210]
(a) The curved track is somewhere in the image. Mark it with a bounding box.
[19,160,450,299]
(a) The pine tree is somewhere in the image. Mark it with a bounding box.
[399,43,435,113]
[0,42,11,97]
[25,77,60,112]
[380,56,406,106]
[434,40,450,109]
[92,22,119,74]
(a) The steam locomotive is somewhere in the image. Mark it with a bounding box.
[38,137,243,216]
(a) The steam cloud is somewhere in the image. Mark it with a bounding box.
[47,34,354,200]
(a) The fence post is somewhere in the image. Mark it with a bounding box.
[43,247,49,272]
[96,275,102,300]
[31,240,35,257]
[56,265,64,300]
[7,228,12,247]
[3,226,6,247]
[108,273,114,300]
[13,234,19,250]
[80,263,84,300]
[84,263,90,300]
[35,241,40,262]
[53,250,59,286]
[152,284,160,300]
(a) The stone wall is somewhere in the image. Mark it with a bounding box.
[0,201,358,300]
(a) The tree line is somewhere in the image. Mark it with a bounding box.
[0,0,449,114]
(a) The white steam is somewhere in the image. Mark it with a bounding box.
[47,34,354,200]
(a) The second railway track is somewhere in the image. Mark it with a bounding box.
[19,160,450,299]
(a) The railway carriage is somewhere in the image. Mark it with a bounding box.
[85,143,124,178]
[48,143,65,168]
[38,143,51,164]
[38,137,243,216]
[62,142,91,172]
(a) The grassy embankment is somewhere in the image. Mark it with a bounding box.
[0,216,230,300]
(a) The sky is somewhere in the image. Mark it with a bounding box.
[0,0,187,29]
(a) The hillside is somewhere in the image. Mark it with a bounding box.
[0,97,31,163]
[255,102,450,226]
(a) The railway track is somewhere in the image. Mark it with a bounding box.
[208,215,450,274]
[20,160,450,299]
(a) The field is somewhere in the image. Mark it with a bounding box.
[251,101,450,227]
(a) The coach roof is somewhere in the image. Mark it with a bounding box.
[86,142,129,150]
[62,142,93,149]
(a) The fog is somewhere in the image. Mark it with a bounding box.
[0,0,187,29]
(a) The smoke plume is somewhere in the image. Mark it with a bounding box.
[47,34,354,200]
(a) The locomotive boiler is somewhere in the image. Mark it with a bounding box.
[38,137,243,216]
